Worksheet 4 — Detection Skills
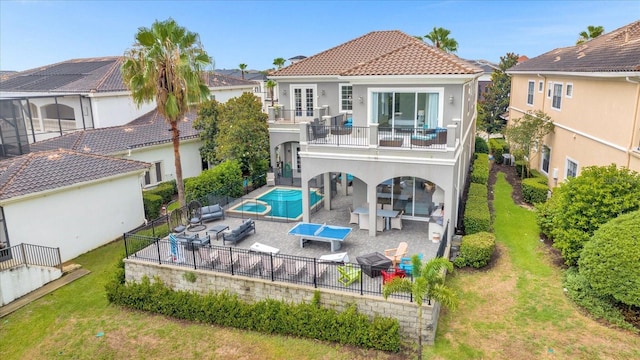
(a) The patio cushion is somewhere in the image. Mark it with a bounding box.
[411,134,437,141]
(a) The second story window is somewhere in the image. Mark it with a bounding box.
[527,81,535,105]
[552,83,563,110]
[566,83,573,98]
[339,84,353,112]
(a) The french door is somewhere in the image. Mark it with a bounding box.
[292,86,316,121]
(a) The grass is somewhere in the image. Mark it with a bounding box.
[2,171,639,359]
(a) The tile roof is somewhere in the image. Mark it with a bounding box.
[270,30,482,77]
[0,56,259,94]
[29,109,200,155]
[0,149,149,201]
[510,20,640,73]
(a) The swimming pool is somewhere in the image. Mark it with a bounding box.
[227,187,323,220]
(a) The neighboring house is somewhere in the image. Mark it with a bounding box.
[508,20,640,188]
[0,149,149,262]
[465,59,499,101]
[0,57,257,155]
[215,68,267,106]
[29,109,204,189]
[268,30,482,237]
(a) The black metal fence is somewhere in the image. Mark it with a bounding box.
[307,125,448,150]
[0,243,62,271]
[124,234,413,302]
[436,220,450,258]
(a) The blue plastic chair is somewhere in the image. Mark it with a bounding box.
[398,253,423,276]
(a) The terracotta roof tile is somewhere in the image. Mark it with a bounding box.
[270,30,481,77]
[0,149,149,201]
[510,20,640,73]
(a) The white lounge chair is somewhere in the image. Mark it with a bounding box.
[266,172,276,186]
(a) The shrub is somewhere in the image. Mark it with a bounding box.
[185,159,244,202]
[146,181,176,203]
[142,192,163,220]
[467,183,488,200]
[463,200,491,234]
[106,276,401,352]
[475,136,489,154]
[579,210,640,307]
[489,138,509,164]
[563,267,636,332]
[471,153,490,185]
[515,160,529,178]
[534,186,564,239]
[454,232,495,268]
[529,169,547,184]
[521,178,548,204]
[548,164,640,266]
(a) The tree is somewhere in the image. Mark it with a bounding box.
[193,99,221,164]
[238,63,247,79]
[504,110,555,177]
[542,164,640,266]
[214,93,269,176]
[383,256,458,360]
[477,52,519,134]
[579,210,640,308]
[424,27,458,53]
[265,79,276,106]
[122,18,212,207]
[273,57,286,69]
[577,25,604,45]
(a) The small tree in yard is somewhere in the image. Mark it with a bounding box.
[478,52,519,134]
[383,256,458,360]
[542,164,640,266]
[504,110,554,178]
[193,99,221,165]
[578,210,640,308]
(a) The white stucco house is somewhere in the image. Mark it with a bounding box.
[0,149,149,262]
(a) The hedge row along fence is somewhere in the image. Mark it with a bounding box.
[105,270,401,352]
[464,154,491,234]
[454,231,496,268]
[489,138,509,165]
[514,161,549,205]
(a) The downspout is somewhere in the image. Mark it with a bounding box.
[625,76,640,168]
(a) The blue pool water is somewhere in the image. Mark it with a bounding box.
[236,203,267,213]
[258,188,323,219]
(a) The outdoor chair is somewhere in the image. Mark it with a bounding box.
[187,200,205,231]
[337,264,361,286]
[266,172,276,186]
[169,208,188,234]
[383,204,393,210]
[390,210,404,230]
[376,216,385,232]
[260,255,284,275]
[398,253,423,276]
[236,253,262,273]
[384,242,408,267]
[358,213,369,230]
[348,207,359,224]
[283,258,306,278]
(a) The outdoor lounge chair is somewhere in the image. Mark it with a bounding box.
[260,255,284,275]
[283,258,306,278]
[337,264,361,286]
[236,253,262,273]
[384,242,408,267]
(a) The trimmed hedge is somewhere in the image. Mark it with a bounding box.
[522,178,549,204]
[146,181,177,203]
[106,275,401,352]
[489,138,509,164]
[463,200,491,235]
[454,231,495,268]
[475,136,489,154]
[142,192,163,220]
[471,153,490,185]
[467,183,488,200]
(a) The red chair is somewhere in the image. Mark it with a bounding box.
[381,268,406,284]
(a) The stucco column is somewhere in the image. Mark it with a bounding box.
[368,183,377,236]
[302,176,310,223]
[341,172,348,195]
[323,172,331,210]
[446,124,457,148]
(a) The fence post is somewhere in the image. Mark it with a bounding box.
[270,254,275,282]
[359,264,363,295]
[229,247,234,276]
[192,244,197,270]
[156,239,162,264]
[313,258,317,288]
[124,233,129,258]
[20,243,27,266]
[56,247,63,271]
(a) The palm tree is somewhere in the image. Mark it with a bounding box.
[122,18,212,207]
[383,256,458,360]
[424,27,458,53]
[273,57,286,70]
[265,80,276,106]
[577,25,604,45]
[239,63,247,79]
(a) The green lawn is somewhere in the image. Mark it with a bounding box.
[2,172,638,359]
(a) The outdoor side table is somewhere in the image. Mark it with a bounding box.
[356,252,392,278]
[208,224,230,241]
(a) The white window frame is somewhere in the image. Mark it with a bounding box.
[527,80,535,106]
[565,83,573,98]
[367,87,444,128]
[338,83,353,113]
[552,83,563,110]
[565,157,578,179]
[538,81,544,93]
[541,145,551,175]
[547,82,552,99]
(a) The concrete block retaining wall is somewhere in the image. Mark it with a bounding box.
[124,259,440,343]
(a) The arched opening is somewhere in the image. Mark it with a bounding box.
[43,103,74,120]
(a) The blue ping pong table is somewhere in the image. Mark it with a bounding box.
[288,222,352,252]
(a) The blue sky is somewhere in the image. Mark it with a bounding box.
[1,1,638,72]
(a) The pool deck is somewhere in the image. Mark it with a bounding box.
[188,185,445,262]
